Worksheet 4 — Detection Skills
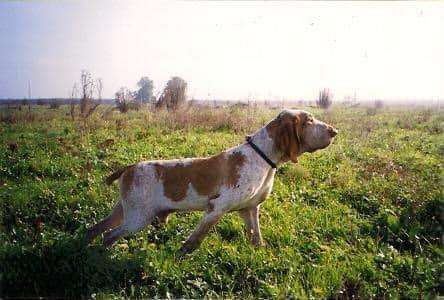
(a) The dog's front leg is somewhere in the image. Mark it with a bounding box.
[239,205,263,247]
[180,210,223,254]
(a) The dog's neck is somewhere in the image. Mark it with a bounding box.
[248,126,283,166]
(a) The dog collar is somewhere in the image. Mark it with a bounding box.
[246,136,277,169]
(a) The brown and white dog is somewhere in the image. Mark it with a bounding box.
[86,109,338,253]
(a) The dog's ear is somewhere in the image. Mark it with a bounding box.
[277,114,301,163]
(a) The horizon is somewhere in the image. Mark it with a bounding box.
[1,1,443,102]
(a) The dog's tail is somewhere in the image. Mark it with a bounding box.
[105,165,134,185]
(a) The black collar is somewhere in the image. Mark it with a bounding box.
[246,136,277,169]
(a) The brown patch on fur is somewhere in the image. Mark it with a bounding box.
[226,152,246,187]
[155,151,246,202]
[266,112,303,163]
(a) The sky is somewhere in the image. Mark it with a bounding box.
[0,1,443,101]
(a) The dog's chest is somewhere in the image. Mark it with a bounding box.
[233,166,276,209]
[252,168,275,203]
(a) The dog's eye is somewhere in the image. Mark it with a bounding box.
[304,117,314,126]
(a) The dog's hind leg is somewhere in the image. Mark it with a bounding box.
[85,201,123,243]
[103,208,155,247]
[102,225,127,247]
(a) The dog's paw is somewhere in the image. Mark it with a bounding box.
[175,246,191,260]
[252,238,265,248]
[179,244,192,255]
[179,240,198,255]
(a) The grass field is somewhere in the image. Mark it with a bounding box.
[0,105,443,298]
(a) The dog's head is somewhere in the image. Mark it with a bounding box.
[266,109,338,163]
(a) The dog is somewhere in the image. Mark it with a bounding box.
[86,109,338,253]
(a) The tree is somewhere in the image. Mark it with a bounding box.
[317,88,332,109]
[115,87,138,113]
[79,70,101,118]
[156,77,187,111]
[135,76,154,104]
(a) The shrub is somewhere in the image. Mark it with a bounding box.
[115,87,139,113]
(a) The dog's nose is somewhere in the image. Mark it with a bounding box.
[328,126,338,137]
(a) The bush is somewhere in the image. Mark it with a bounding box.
[115,87,139,113]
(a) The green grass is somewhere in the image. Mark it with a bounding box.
[0,105,443,298]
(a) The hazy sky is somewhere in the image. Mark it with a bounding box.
[0,1,443,101]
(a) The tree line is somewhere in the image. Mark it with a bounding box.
[114,75,187,113]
